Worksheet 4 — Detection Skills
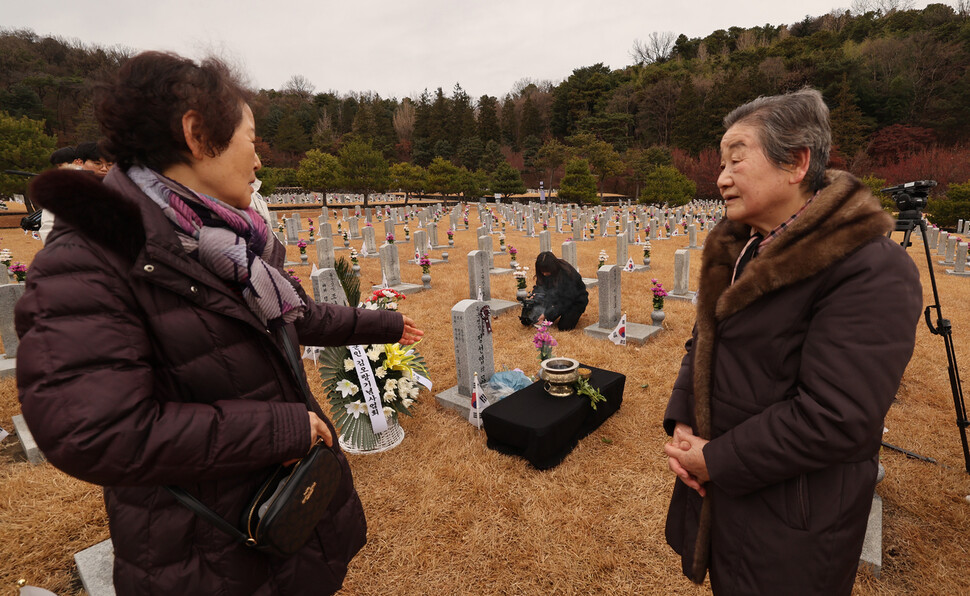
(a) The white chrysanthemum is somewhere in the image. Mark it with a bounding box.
[383,406,395,418]
[335,379,359,398]
[398,384,410,398]
[384,378,398,391]
[402,397,415,408]
[383,390,397,403]
[343,358,355,372]
[398,377,412,391]
[374,366,387,379]
[366,345,383,362]
[410,386,420,399]
[364,303,378,310]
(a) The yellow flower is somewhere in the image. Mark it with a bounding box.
[382,342,427,376]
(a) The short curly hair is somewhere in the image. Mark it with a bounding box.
[96,51,252,171]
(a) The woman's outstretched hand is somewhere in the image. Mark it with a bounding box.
[399,315,424,345]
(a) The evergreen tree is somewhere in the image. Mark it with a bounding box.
[520,95,544,140]
[491,161,526,199]
[670,76,707,155]
[456,136,484,170]
[433,139,454,161]
[389,161,426,205]
[522,135,542,178]
[477,95,501,145]
[457,167,490,200]
[450,84,477,147]
[557,158,599,205]
[411,138,434,167]
[641,165,696,206]
[479,140,505,173]
[425,156,462,197]
[536,139,572,189]
[274,113,310,158]
[829,74,872,162]
[0,111,56,200]
[500,96,519,152]
[429,87,450,147]
[297,149,341,197]
[337,139,390,207]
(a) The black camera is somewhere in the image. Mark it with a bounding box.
[880,180,937,212]
[519,292,545,326]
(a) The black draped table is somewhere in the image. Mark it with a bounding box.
[481,364,625,470]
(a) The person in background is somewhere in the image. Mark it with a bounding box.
[520,251,588,331]
[662,88,921,595]
[49,146,82,169]
[40,147,83,243]
[17,50,423,595]
[75,141,112,178]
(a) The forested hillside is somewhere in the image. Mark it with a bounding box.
[3,3,970,222]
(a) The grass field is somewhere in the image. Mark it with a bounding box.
[1,205,968,595]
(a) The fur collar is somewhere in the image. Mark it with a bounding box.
[684,170,893,583]
[30,168,147,262]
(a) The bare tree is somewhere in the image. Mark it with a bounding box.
[283,75,315,101]
[392,98,416,143]
[851,0,915,16]
[631,31,676,64]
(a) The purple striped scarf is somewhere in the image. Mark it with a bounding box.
[129,166,304,327]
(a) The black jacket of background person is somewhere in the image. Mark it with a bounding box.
[531,257,588,323]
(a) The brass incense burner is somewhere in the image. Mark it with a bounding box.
[539,358,580,397]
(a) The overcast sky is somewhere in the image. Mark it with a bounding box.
[6,0,941,99]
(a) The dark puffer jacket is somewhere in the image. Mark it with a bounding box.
[16,168,403,595]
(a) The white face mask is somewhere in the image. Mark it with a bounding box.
[250,178,262,193]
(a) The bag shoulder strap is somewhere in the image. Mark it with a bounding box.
[167,485,252,544]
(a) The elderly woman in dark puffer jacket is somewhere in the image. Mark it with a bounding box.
[16,51,422,596]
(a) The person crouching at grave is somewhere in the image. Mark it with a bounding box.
[520,251,588,331]
[662,87,921,595]
[17,51,423,596]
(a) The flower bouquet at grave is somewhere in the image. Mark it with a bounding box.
[10,262,27,282]
[0,249,11,267]
[651,278,667,311]
[542,220,548,230]
[386,233,395,244]
[598,250,608,268]
[350,248,359,266]
[514,266,529,290]
[342,230,349,242]
[297,240,308,254]
[643,242,651,259]
[318,334,430,452]
[309,225,315,239]
[419,254,431,275]
[508,245,518,266]
[499,234,506,249]
[404,225,410,241]
[447,229,454,241]
[363,287,406,310]
[533,320,557,361]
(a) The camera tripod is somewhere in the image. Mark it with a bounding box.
[892,210,969,474]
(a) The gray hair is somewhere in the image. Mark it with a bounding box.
[723,87,831,193]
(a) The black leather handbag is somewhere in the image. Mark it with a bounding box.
[168,331,342,557]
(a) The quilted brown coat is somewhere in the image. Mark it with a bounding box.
[17,168,403,595]
[664,171,921,595]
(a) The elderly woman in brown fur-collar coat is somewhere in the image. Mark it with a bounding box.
[663,88,921,595]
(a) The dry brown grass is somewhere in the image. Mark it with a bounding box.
[1,207,968,595]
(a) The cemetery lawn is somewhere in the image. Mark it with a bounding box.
[1,207,969,595]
